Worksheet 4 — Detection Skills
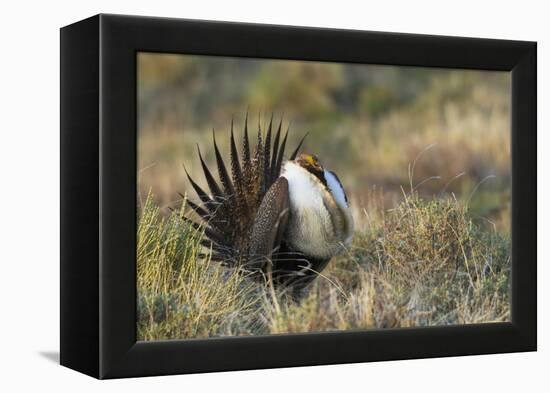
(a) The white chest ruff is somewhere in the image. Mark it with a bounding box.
[282,162,353,260]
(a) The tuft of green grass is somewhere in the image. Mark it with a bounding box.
[137,190,510,341]
[137,192,262,340]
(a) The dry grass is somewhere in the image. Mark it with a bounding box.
[137,186,510,341]
[137,192,262,340]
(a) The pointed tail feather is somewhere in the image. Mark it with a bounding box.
[242,111,251,174]
[289,132,309,161]
[229,119,244,191]
[197,145,223,200]
[270,118,283,184]
[263,113,273,192]
[275,127,289,177]
[178,215,227,246]
[183,165,217,213]
[212,130,235,197]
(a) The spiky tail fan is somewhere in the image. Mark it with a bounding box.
[181,114,306,273]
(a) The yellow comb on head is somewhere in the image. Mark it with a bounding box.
[297,153,322,170]
[304,154,316,165]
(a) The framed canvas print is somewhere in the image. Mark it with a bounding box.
[60,14,536,379]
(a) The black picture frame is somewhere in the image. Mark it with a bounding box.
[60,13,537,379]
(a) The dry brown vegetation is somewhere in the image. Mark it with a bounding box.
[137,186,510,341]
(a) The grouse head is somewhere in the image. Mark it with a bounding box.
[295,153,327,186]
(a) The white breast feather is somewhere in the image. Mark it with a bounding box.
[282,162,352,259]
[281,162,325,211]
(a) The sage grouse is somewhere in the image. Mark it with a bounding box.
[181,115,354,292]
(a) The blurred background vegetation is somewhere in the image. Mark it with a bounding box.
[137,52,511,234]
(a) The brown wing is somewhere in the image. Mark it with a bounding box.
[248,176,330,297]
[248,177,290,271]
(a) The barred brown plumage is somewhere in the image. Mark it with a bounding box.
[180,113,352,293]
